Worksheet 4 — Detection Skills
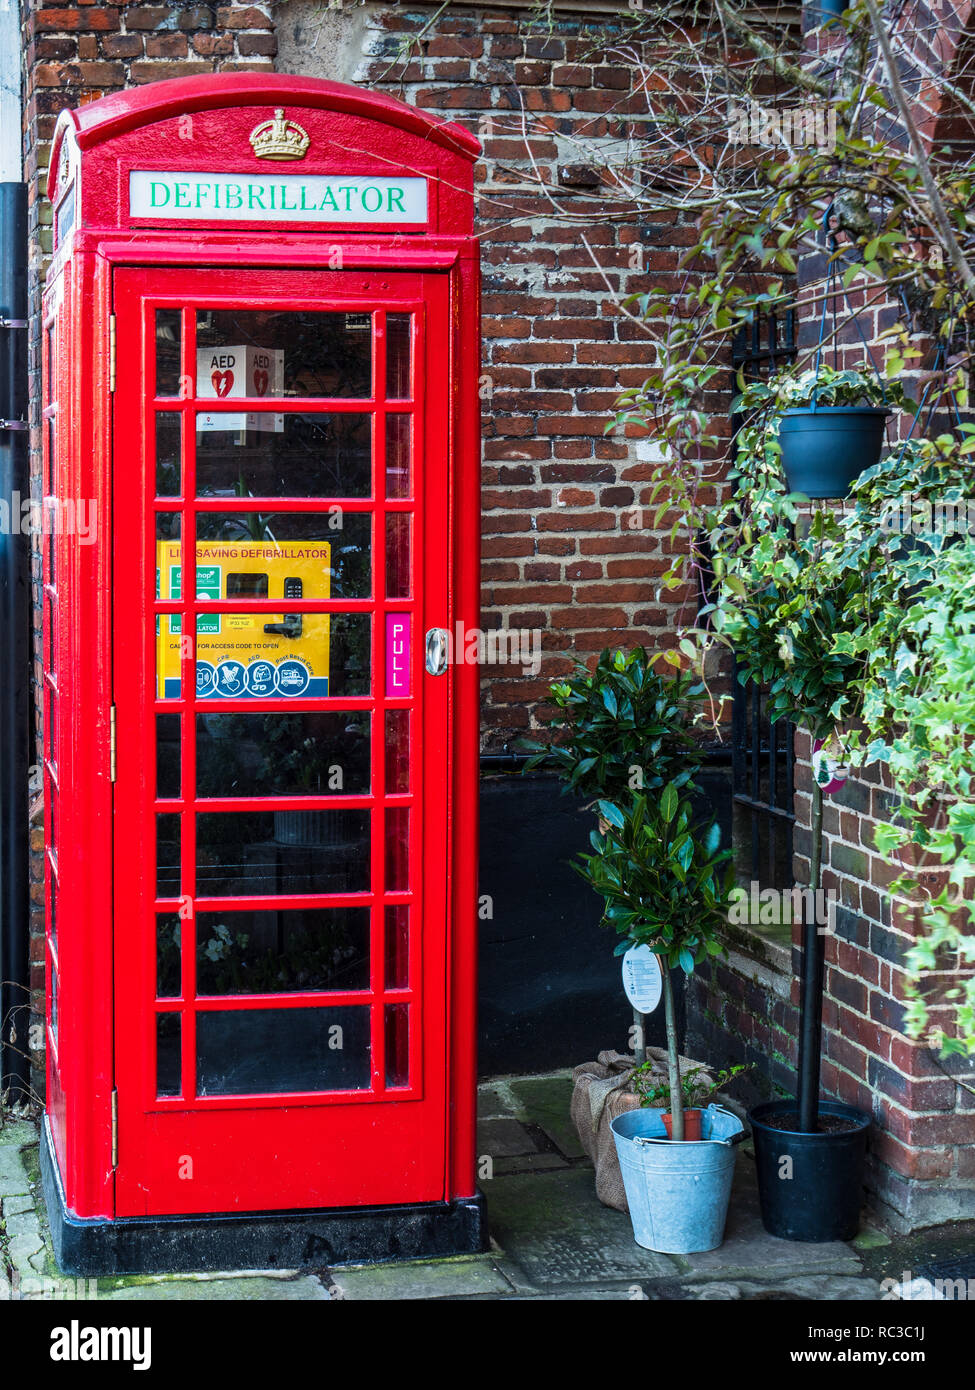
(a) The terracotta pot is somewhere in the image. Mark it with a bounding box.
[662,1109,702,1141]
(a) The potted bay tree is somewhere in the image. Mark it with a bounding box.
[575,782,743,1253]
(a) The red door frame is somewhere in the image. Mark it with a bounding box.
[112,264,456,1217]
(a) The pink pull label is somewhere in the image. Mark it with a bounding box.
[386,614,411,696]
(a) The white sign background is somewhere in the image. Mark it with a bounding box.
[622,944,663,1015]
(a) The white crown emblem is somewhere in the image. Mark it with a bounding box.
[249,109,310,162]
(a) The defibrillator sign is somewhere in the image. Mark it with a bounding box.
[156,539,330,698]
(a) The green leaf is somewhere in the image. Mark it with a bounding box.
[597,800,625,830]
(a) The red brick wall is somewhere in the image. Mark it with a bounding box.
[275,3,711,749]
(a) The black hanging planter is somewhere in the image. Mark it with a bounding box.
[749,1100,871,1242]
[779,406,890,498]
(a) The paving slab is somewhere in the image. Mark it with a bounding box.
[95,1275,330,1301]
[2,1194,34,1217]
[495,1151,568,1176]
[476,1086,513,1118]
[330,1254,513,1301]
[0,1145,30,1196]
[690,1276,882,1300]
[511,1287,641,1300]
[507,1074,585,1159]
[0,1121,38,1149]
[8,1232,46,1277]
[486,1168,679,1288]
[476,1116,539,1159]
[2,1211,42,1241]
[675,1161,863,1281]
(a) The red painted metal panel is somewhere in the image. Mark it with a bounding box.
[48,74,477,239]
[44,76,480,1223]
[111,266,460,1216]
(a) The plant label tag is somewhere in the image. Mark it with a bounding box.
[812,736,848,794]
[622,944,663,1015]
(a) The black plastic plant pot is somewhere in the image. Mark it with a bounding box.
[778,407,889,498]
[749,1099,871,1242]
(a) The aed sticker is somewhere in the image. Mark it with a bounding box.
[156,539,330,698]
[196,345,284,437]
[622,944,663,1015]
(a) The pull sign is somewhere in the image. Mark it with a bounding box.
[386,614,411,696]
[622,944,663,1015]
[425,627,449,677]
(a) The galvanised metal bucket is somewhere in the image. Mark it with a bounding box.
[610,1104,745,1254]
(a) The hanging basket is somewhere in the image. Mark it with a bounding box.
[778,406,890,498]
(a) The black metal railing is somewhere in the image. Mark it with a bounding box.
[729,308,797,892]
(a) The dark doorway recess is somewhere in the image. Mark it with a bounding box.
[477,765,732,1076]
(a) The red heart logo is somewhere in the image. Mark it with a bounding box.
[211,369,234,398]
[253,368,269,396]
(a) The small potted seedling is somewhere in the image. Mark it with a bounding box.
[632,1062,750,1141]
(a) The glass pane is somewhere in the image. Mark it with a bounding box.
[385,1004,409,1088]
[156,511,181,543]
[156,813,181,897]
[196,1005,371,1094]
[195,512,373,599]
[156,412,181,497]
[385,513,411,599]
[196,310,372,397]
[173,612,371,703]
[196,907,369,995]
[46,597,56,676]
[155,309,182,397]
[156,913,181,998]
[196,810,370,897]
[49,876,57,951]
[50,965,58,1045]
[197,711,370,797]
[45,689,56,768]
[384,905,408,989]
[48,784,57,863]
[385,415,411,499]
[385,709,409,794]
[195,412,371,497]
[386,314,412,400]
[46,417,55,508]
[156,1013,181,1097]
[385,808,408,892]
[160,608,330,702]
[156,714,180,799]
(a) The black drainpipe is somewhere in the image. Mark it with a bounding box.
[0,181,30,1107]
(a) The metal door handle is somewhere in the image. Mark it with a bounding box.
[425,627,449,676]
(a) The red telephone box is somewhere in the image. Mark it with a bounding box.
[39,74,483,1273]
